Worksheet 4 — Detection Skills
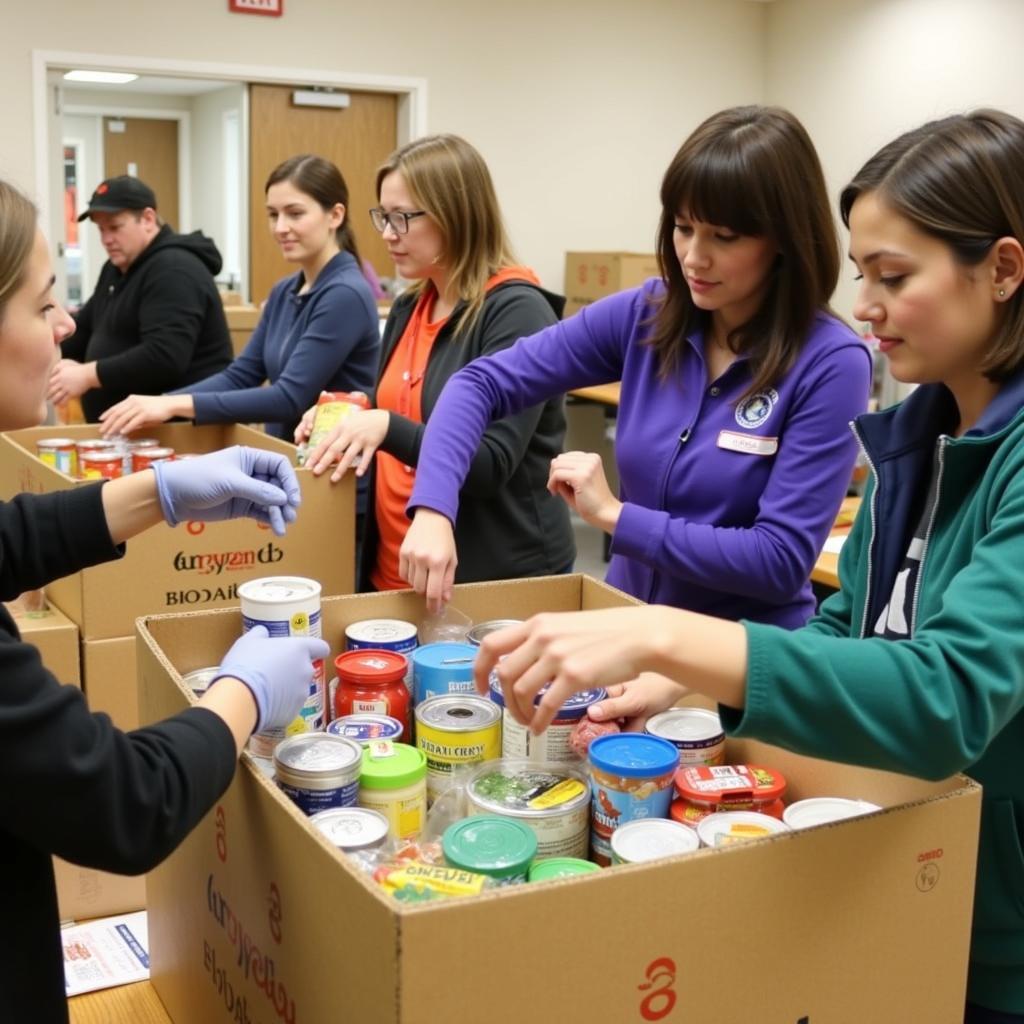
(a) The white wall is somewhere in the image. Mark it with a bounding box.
[61,112,105,298]
[7,0,766,294]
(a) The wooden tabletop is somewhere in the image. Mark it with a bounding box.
[569,382,621,406]
[811,496,861,591]
[69,980,171,1024]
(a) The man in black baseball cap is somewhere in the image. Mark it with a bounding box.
[48,175,232,421]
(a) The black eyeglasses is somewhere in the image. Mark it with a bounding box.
[369,208,427,235]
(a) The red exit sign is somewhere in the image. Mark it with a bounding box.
[228,0,283,16]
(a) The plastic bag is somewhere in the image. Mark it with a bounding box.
[418,603,473,644]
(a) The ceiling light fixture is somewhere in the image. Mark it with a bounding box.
[63,70,140,85]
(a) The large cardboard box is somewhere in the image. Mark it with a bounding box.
[81,634,139,732]
[5,601,80,686]
[224,304,261,357]
[137,575,981,1024]
[0,423,354,640]
[53,858,146,924]
[564,251,660,316]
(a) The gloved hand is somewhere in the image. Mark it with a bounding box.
[212,625,330,732]
[153,446,301,536]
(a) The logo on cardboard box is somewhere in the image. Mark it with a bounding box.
[174,542,284,576]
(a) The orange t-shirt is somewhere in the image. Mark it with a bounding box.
[369,267,540,591]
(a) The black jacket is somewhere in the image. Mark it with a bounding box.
[63,225,233,421]
[360,280,576,589]
[0,485,237,1022]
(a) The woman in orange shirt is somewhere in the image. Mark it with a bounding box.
[298,134,574,590]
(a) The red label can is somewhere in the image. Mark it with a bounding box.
[334,649,411,742]
[132,447,175,472]
[79,450,123,480]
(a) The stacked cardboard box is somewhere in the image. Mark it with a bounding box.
[563,251,660,317]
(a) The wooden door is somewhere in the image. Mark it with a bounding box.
[103,117,180,229]
[248,83,397,303]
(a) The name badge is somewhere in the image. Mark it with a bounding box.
[717,430,778,456]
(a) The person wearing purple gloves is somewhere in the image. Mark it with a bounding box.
[400,106,872,624]
[0,179,329,1024]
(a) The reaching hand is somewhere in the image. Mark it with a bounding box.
[547,450,623,532]
[587,673,690,732]
[153,445,301,536]
[399,508,458,614]
[306,409,390,482]
[47,359,95,405]
[98,394,182,438]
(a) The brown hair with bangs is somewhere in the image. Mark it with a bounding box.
[0,181,38,326]
[648,106,840,400]
[375,134,517,337]
[840,108,1024,381]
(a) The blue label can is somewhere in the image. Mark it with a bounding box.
[412,642,478,705]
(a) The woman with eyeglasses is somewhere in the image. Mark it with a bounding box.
[298,134,574,591]
[399,106,873,621]
[98,154,380,444]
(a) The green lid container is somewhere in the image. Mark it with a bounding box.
[527,857,601,882]
[442,815,538,882]
[359,742,427,790]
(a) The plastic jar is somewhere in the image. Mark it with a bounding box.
[334,649,411,742]
[358,741,427,841]
[672,764,787,828]
[782,797,881,830]
[527,857,601,882]
[442,815,538,884]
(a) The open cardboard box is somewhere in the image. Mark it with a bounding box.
[137,575,981,1023]
[0,423,354,640]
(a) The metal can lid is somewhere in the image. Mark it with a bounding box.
[359,742,427,789]
[610,819,700,864]
[327,713,404,744]
[80,449,122,463]
[181,666,220,694]
[527,857,601,881]
[696,810,790,848]
[415,693,501,731]
[467,761,590,816]
[75,439,116,451]
[465,620,523,646]
[782,797,881,830]
[674,764,787,806]
[273,733,363,777]
[37,437,76,448]
[442,815,537,878]
[137,447,175,459]
[646,707,725,744]
[309,806,390,850]
[589,734,679,778]
[126,438,161,449]
[238,576,322,605]
[335,649,408,686]
[488,672,604,719]
[345,618,418,645]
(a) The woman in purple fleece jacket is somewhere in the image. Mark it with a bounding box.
[402,106,872,628]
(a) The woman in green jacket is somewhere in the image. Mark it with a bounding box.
[474,108,1024,1024]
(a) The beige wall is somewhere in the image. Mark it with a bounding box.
[5,0,766,296]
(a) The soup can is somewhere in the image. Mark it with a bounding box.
[345,618,418,695]
[466,760,591,860]
[327,713,404,746]
[309,806,390,854]
[36,437,77,476]
[79,449,123,480]
[273,733,363,816]
[610,818,700,865]
[782,797,881,830]
[239,576,326,757]
[74,438,116,477]
[588,733,679,866]
[673,764,787,826]
[465,619,523,647]
[181,666,219,696]
[442,815,537,884]
[412,642,477,704]
[696,810,791,848]
[131,446,175,472]
[415,695,501,805]
[122,437,160,474]
[645,707,726,767]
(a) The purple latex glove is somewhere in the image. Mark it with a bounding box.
[211,625,330,732]
[153,446,301,535]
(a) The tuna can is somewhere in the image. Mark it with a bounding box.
[442,815,537,884]
[610,818,700,865]
[527,857,600,882]
[239,576,326,758]
[273,733,363,816]
[588,733,679,866]
[36,437,77,476]
[131,446,175,472]
[489,673,605,764]
[310,806,390,854]
[782,797,881,830]
[696,810,791,848]
[465,619,523,647]
[358,741,428,841]
[345,618,418,695]
[412,642,477,704]
[327,713,404,746]
[645,707,726,767]
[466,760,591,860]
[181,666,219,696]
[415,694,501,804]
[79,449,123,480]
[673,764,787,826]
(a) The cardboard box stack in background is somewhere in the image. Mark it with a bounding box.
[0,421,355,921]
[138,575,982,1024]
[563,251,660,317]
[4,597,80,687]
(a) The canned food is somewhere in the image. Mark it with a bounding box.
[344,618,417,694]
[181,666,219,696]
[782,797,881,830]
[527,857,601,882]
[490,673,605,764]
[671,796,786,829]
[299,391,372,465]
[239,577,326,757]
[36,437,77,476]
[334,649,411,742]
[610,818,700,865]
[673,764,787,824]
[646,707,726,767]
[131,446,175,472]
[412,642,477,704]
[74,438,115,469]
[272,733,363,816]
[358,741,428,841]
[415,694,501,804]
[442,815,537,883]
[588,733,679,866]
[309,806,390,853]
[79,449,123,480]
[695,810,790,848]
[466,760,591,860]
[121,437,160,475]
[327,713,404,745]
[465,619,523,646]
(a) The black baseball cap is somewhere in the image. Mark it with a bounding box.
[77,176,157,221]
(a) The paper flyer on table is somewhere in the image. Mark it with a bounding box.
[822,534,848,555]
[62,911,150,997]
